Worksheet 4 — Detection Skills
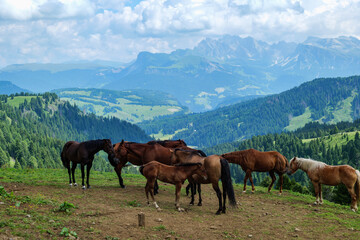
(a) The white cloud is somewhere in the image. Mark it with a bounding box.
[0,0,360,67]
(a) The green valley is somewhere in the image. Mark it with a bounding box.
[53,88,188,123]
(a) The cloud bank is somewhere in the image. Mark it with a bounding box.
[0,0,360,67]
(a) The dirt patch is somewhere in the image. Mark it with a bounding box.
[1,181,360,240]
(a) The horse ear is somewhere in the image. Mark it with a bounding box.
[169,149,174,153]
[121,139,124,145]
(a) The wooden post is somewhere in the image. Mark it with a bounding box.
[138,212,145,227]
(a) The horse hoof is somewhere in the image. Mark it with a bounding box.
[82,186,86,189]
[69,183,72,186]
[156,208,162,212]
[215,211,221,215]
[74,183,78,186]
[177,208,185,212]
[351,208,356,212]
[197,202,202,206]
[120,185,126,189]
[242,191,246,193]
[189,203,194,206]
[313,202,318,205]
[278,193,282,196]
[251,191,255,194]
[87,186,91,189]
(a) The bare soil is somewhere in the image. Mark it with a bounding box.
[1,179,360,240]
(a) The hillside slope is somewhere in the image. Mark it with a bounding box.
[0,81,29,94]
[140,76,360,147]
[53,88,188,123]
[0,93,151,169]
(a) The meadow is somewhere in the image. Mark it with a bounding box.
[1,168,360,239]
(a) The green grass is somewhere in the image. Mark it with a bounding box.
[284,107,312,132]
[302,131,360,148]
[327,90,357,124]
[6,96,37,107]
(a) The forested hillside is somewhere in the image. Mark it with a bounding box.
[140,76,360,147]
[0,93,151,170]
[205,119,360,205]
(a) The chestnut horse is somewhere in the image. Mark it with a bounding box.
[221,148,289,194]
[113,140,173,188]
[287,157,360,211]
[171,149,237,214]
[61,139,119,189]
[139,161,207,212]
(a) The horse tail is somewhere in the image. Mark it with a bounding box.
[220,158,236,206]
[355,170,360,203]
[139,165,145,176]
[60,142,72,168]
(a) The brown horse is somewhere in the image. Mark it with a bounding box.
[139,161,207,212]
[147,139,207,195]
[287,157,360,211]
[61,139,119,189]
[221,148,288,194]
[171,149,237,214]
[113,140,173,188]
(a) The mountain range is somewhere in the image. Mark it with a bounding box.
[1,35,360,112]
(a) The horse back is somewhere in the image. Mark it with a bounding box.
[315,165,357,186]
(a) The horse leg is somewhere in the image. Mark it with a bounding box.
[115,162,126,188]
[212,183,223,215]
[346,184,358,211]
[175,183,184,212]
[86,161,93,189]
[319,184,323,204]
[278,173,284,195]
[65,160,71,186]
[148,179,161,211]
[222,182,227,214]
[154,180,159,195]
[243,170,250,193]
[312,181,320,205]
[71,162,77,186]
[189,183,195,206]
[248,172,255,193]
[268,171,276,193]
[81,164,86,189]
[197,184,202,206]
[186,183,191,196]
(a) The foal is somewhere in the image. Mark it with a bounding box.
[139,161,207,212]
[287,157,360,211]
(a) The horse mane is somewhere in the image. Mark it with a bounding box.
[174,162,202,167]
[174,148,203,157]
[83,139,106,149]
[295,157,327,171]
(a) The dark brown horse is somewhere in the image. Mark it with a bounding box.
[171,149,237,214]
[287,157,360,211]
[61,139,119,189]
[113,140,173,188]
[221,148,288,194]
[139,161,207,212]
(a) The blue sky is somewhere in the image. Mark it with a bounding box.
[0,0,360,67]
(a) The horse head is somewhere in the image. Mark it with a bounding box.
[287,157,299,175]
[194,162,208,181]
[103,139,120,166]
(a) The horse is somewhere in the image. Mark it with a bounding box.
[171,149,237,214]
[113,140,173,189]
[221,148,288,194]
[139,161,207,212]
[147,139,207,196]
[287,157,360,211]
[61,139,119,189]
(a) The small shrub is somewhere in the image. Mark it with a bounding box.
[60,227,77,238]
[153,225,166,231]
[126,200,141,207]
[0,186,9,197]
[55,201,76,213]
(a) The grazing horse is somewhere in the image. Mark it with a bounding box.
[287,157,360,211]
[221,148,288,194]
[147,139,207,196]
[113,140,173,188]
[171,149,237,214]
[139,161,207,212]
[61,139,119,189]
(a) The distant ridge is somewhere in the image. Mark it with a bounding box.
[0,81,30,94]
